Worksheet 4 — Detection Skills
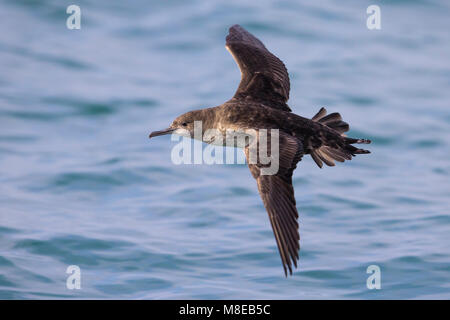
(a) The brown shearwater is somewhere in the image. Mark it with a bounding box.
[149,24,371,276]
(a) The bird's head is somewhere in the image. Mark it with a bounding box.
[149,110,203,139]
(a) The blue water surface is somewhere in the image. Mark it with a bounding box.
[0,0,449,299]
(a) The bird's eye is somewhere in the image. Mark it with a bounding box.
[181,122,187,127]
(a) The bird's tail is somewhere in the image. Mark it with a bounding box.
[310,107,371,168]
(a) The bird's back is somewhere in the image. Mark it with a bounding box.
[217,101,319,139]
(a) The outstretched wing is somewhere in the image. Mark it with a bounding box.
[244,131,303,276]
[226,24,291,112]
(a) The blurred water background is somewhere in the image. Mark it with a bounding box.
[0,0,449,299]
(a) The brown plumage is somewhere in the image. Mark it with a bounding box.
[149,24,371,276]
[226,24,291,111]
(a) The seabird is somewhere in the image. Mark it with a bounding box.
[149,25,371,276]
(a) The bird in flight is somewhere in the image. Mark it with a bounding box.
[149,25,371,276]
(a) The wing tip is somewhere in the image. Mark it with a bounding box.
[229,24,242,31]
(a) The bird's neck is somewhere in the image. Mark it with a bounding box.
[196,107,219,132]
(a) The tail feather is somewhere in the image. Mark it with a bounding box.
[315,149,335,167]
[310,151,324,168]
[319,112,342,125]
[321,146,346,162]
[312,107,350,134]
[310,107,371,168]
[311,107,327,121]
[345,137,371,145]
[325,121,349,134]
